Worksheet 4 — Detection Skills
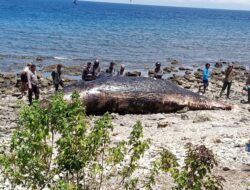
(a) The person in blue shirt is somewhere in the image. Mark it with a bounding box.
[199,63,210,93]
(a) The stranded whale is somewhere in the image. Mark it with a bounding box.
[64,76,231,114]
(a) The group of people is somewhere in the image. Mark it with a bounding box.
[200,63,250,103]
[81,60,126,81]
[20,60,250,105]
[20,63,64,105]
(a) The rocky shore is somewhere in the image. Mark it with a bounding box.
[0,61,250,189]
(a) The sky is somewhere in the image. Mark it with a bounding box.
[85,0,250,10]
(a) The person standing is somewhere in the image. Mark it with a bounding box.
[82,62,93,81]
[20,63,31,96]
[219,63,235,99]
[27,65,39,105]
[117,64,125,76]
[199,63,210,93]
[52,64,64,91]
[106,62,116,76]
[92,59,101,78]
[244,74,250,103]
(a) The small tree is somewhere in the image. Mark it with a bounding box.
[145,143,225,190]
[0,92,151,190]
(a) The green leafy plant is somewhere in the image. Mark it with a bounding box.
[0,92,151,190]
[145,143,225,190]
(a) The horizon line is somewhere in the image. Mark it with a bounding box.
[79,0,250,12]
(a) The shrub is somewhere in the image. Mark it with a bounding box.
[145,143,225,190]
[0,92,150,190]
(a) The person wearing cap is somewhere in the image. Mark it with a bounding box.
[219,63,235,99]
[20,63,32,96]
[199,63,210,93]
[106,62,116,76]
[82,62,93,81]
[52,64,64,91]
[117,64,125,76]
[92,59,101,78]
[27,64,39,105]
[154,62,163,79]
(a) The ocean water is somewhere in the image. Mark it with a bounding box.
[0,0,250,72]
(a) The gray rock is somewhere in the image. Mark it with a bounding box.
[222,167,230,171]
[180,114,189,120]
[171,59,179,65]
[177,107,189,113]
[157,120,172,128]
[193,115,211,123]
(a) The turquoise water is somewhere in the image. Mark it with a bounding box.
[0,0,250,72]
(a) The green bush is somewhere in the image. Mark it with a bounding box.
[0,92,150,190]
[144,144,225,190]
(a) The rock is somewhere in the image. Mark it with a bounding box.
[212,68,222,76]
[184,84,191,89]
[112,132,119,136]
[157,120,172,128]
[12,92,22,97]
[184,74,196,82]
[201,136,207,140]
[233,64,246,71]
[43,64,57,72]
[222,167,230,171]
[177,107,189,113]
[163,66,174,73]
[170,75,183,85]
[193,115,211,123]
[178,67,193,71]
[239,117,248,123]
[215,62,223,68]
[171,59,179,65]
[40,78,52,88]
[214,139,222,143]
[234,143,243,148]
[148,70,155,77]
[36,56,43,61]
[150,113,165,120]
[194,71,202,79]
[181,114,189,120]
[111,113,119,119]
[181,137,191,141]
[185,70,192,75]
[8,103,21,109]
[3,73,15,79]
[126,71,141,77]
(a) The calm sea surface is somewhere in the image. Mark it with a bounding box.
[0,0,250,72]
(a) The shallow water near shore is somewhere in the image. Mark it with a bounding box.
[1,0,250,72]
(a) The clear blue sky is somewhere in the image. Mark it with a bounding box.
[85,0,250,10]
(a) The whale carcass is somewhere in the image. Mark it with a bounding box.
[64,76,231,114]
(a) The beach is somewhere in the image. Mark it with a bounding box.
[1,0,250,189]
[0,61,249,189]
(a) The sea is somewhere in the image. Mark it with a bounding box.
[0,0,250,73]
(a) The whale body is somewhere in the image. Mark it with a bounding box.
[64,76,231,114]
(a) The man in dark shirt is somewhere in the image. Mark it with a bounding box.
[106,62,116,76]
[82,62,93,81]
